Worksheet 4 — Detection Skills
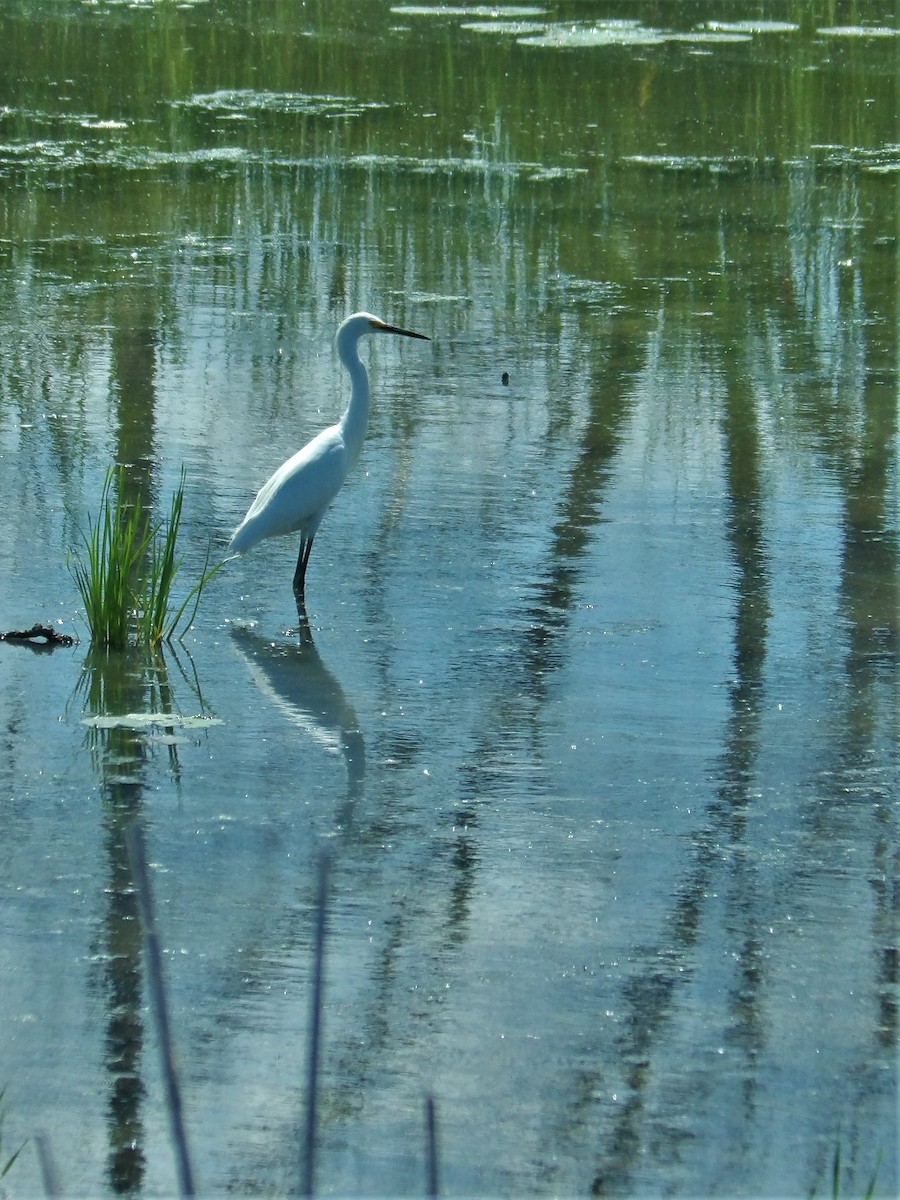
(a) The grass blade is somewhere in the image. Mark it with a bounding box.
[165,542,228,643]
[0,1088,27,1182]
[33,1131,61,1198]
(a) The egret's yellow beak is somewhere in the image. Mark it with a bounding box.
[371,318,430,341]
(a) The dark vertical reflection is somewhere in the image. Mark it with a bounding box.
[858,377,900,1071]
[446,807,478,945]
[763,214,900,1188]
[706,348,772,1150]
[720,367,771,704]
[837,369,898,706]
[711,344,772,872]
[88,292,162,1193]
[525,315,645,663]
[83,650,149,1194]
[821,351,898,1173]
[589,331,773,1195]
[454,309,648,888]
[111,295,159,500]
[81,643,191,1194]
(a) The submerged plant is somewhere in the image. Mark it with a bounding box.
[809,1137,883,1199]
[70,466,223,649]
[0,1087,26,1182]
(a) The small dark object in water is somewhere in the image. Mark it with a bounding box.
[0,623,75,648]
[501,371,509,386]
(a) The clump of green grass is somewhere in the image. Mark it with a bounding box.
[70,466,222,649]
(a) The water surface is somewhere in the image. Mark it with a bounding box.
[0,1,896,1196]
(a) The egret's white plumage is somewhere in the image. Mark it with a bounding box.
[229,312,429,600]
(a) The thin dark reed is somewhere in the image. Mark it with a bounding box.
[33,1132,60,1198]
[425,1094,439,1198]
[125,823,196,1198]
[301,850,330,1198]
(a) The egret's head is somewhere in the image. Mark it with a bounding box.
[368,315,430,341]
[338,311,430,345]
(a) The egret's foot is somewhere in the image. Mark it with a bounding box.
[288,591,313,644]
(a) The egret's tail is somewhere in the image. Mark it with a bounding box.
[227,522,255,555]
[229,508,279,555]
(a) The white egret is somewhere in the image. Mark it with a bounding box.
[228,312,430,601]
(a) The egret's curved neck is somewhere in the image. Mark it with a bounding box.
[337,334,371,462]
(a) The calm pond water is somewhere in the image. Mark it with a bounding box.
[0,1,897,1196]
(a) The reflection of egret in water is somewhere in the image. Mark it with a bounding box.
[229,622,365,826]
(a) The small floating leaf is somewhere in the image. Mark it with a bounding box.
[173,90,391,117]
[519,21,666,47]
[705,20,798,34]
[392,5,546,16]
[817,25,899,37]
[81,712,224,730]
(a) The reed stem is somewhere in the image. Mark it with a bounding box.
[425,1094,439,1198]
[125,823,196,1199]
[301,850,329,1197]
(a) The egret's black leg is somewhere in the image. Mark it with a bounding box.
[292,591,313,643]
[293,535,314,600]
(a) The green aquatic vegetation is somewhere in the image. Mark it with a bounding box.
[70,467,223,649]
[70,468,141,649]
[0,1087,26,1181]
[809,1138,883,1199]
[831,1141,881,1200]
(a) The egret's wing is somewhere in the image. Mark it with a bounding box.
[230,426,348,552]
